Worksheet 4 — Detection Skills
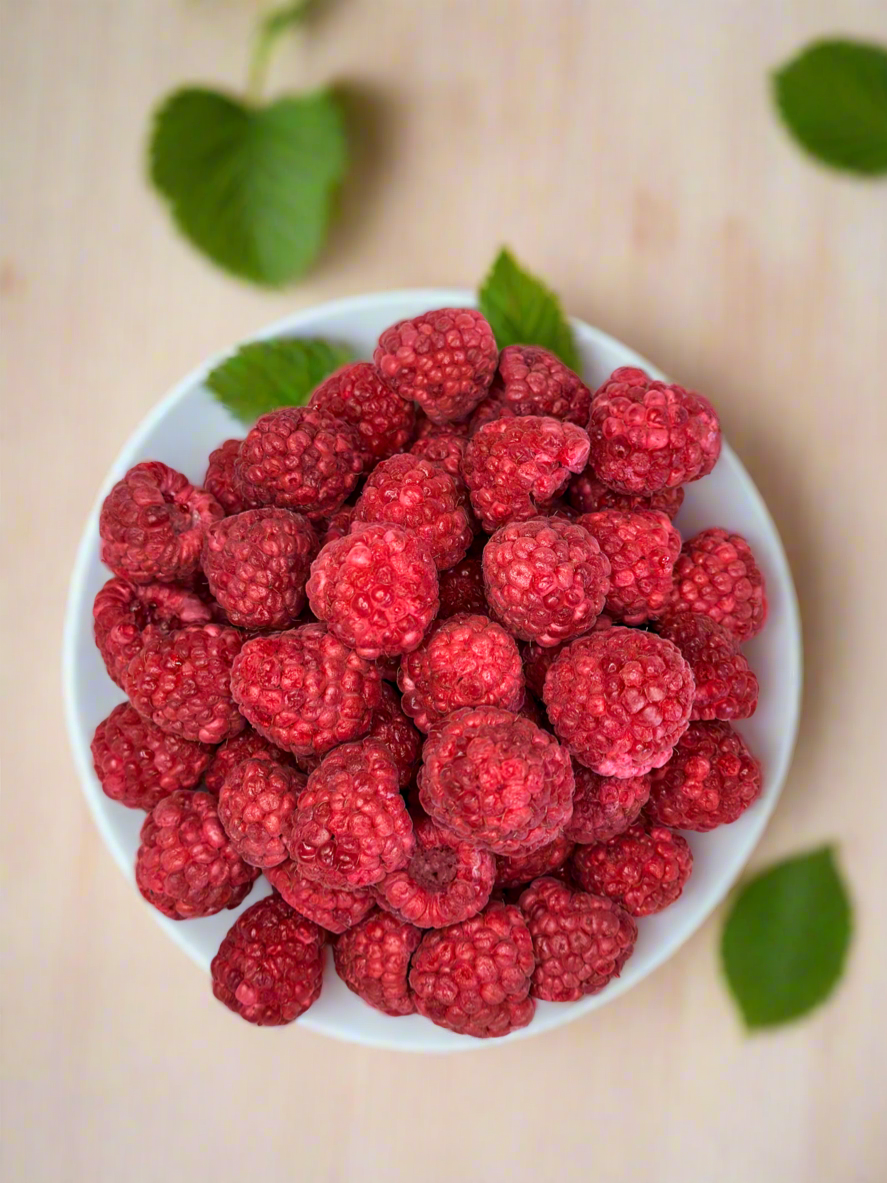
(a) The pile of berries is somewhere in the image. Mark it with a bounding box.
[89,307,767,1038]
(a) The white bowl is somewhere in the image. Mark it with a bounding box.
[63,289,802,1052]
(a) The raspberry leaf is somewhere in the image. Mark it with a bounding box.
[479,249,581,371]
[721,846,852,1029]
[207,337,353,423]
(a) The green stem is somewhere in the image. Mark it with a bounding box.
[246,0,316,102]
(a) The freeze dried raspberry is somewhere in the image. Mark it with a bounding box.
[266,858,375,933]
[463,416,590,532]
[334,909,421,1016]
[419,706,575,855]
[230,624,381,758]
[437,556,488,619]
[287,739,415,889]
[218,757,305,868]
[204,726,295,796]
[124,623,245,744]
[577,509,680,624]
[414,411,471,441]
[308,361,416,467]
[571,818,693,916]
[211,894,324,1025]
[567,467,685,520]
[521,616,617,701]
[364,681,422,788]
[496,345,592,426]
[135,790,259,919]
[409,902,535,1038]
[482,517,610,646]
[495,833,575,889]
[375,654,402,684]
[647,720,762,831]
[565,765,650,844]
[657,613,758,720]
[320,506,355,548]
[543,627,694,777]
[515,693,547,728]
[100,461,224,584]
[91,702,213,811]
[204,439,260,516]
[235,406,363,519]
[374,307,498,424]
[409,430,467,479]
[588,367,721,495]
[398,613,524,732]
[307,523,439,659]
[468,394,516,435]
[519,877,637,1001]
[668,528,767,643]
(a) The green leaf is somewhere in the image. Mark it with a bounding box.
[206,337,353,423]
[149,87,348,286]
[721,846,852,1030]
[772,39,887,175]
[478,248,581,371]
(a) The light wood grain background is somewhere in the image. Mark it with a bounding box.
[3,2,886,1180]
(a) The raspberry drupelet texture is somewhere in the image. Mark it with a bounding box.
[521,629,616,702]
[467,394,516,436]
[564,765,651,844]
[266,858,375,933]
[374,307,498,424]
[419,706,575,855]
[668,528,767,643]
[333,909,422,1016]
[571,817,693,916]
[398,613,524,733]
[100,461,224,584]
[577,509,681,624]
[204,726,296,797]
[543,627,695,777]
[495,833,575,889]
[91,702,214,811]
[482,517,610,646]
[657,613,759,720]
[218,757,306,868]
[647,720,762,831]
[211,894,325,1025]
[409,430,467,479]
[309,361,416,467]
[230,624,382,758]
[364,681,422,788]
[567,468,685,520]
[496,345,592,426]
[135,790,259,919]
[204,439,259,516]
[414,411,472,442]
[437,555,488,619]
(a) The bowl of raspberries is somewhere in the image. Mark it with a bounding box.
[64,290,801,1049]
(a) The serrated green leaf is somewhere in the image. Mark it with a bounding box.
[478,248,580,371]
[149,87,347,286]
[207,337,353,423]
[772,39,887,175]
[721,846,852,1030]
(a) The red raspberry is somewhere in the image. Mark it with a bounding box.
[266,858,375,933]
[364,681,422,788]
[588,367,721,495]
[415,411,471,440]
[419,706,575,855]
[577,509,681,624]
[668,528,767,643]
[211,894,324,1025]
[287,739,415,889]
[482,517,610,646]
[515,693,548,729]
[467,394,516,435]
[319,505,355,548]
[230,624,382,758]
[565,765,651,844]
[571,818,693,916]
[374,307,498,424]
[218,757,305,868]
[135,790,259,919]
[307,524,439,659]
[309,361,416,467]
[657,613,758,720]
[334,909,422,1016]
[437,555,488,619]
[100,461,224,584]
[544,628,694,777]
[647,720,762,831]
[124,623,245,744]
[409,902,536,1038]
[91,702,213,811]
[398,613,524,733]
[521,617,617,700]
[567,467,685,520]
[495,833,575,889]
[203,439,260,516]
[235,406,363,519]
[204,726,296,796]
[463,416,590,532]
[496,345,592,426]
[409,430,467,479]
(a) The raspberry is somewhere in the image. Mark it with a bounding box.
[515,693,547,728]
[100,461,224,584]
[203,439,259,516]
[124,623,246,744]
[135,790,259,919]
[419,706,575,855]
[437,555,488,619]
[266,858,375,933]
[375,809,496,928]
[230,623,382,758]
[657,613,758,720]
[577,509,681,624]
[482,517,610,646]
[308,361,416,467]
[468,394,516,435]
[352,454,472,571]
[201,507,317,630]
[374,307,498,424]
[544,628,694,777]
[364,681,422,788]
[564,765,651,844]
[235,406,363,519]
[211,894,324,1025]
[409,902,536,1038]
[567,467,685,520]
[409,430,467,479]
[571,818,693,916]
[496,345,592,425]
[218,757,306,868]
[668,528,767,643]
[307,524,439,659]
[334,909,422,1016]
[398,613,524,733]
[647,720,762,831]
[588,367,721,495]
[463,417,590,532]
[287,739,415,889]
[91,702,213,811]
[204,726,296,796]
[495,833,575,889]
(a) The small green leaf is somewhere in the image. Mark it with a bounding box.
[207,337,353,423]
[721,846,852,1030]
[149,87,348,286]
[478,248,580,370]
[772,39,887,175]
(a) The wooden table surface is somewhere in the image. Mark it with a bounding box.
[3,2,886,1180]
